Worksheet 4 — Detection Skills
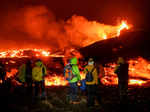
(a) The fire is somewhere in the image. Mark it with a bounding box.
[1,57,150,87]
[0,49,64,58]
[42,51,50,57]
[117,20,130,36]
[96,20,130,44]
[129,79,147,86]
[44,75,68,86]
[102,33,107,39]
[6,69,18,79]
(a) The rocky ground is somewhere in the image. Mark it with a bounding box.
[1,83,150,112]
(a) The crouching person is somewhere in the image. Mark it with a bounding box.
[32,59,47,101]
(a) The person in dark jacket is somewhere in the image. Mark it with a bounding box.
[114,57,129,106]
[25,59,33,95]
[0,61,6,85]
[17,59,33,95]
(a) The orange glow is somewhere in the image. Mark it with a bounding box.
[6,69,18,79]
[102,33,107,39]
[44,75,68,86]
[42,51,50,57]
[1,57,150,87]
[0,49,64,58]
[117,20,130,36]
[129,79,147,86]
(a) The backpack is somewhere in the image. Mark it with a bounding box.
[64,64,76,81]
[80,79,86,91]
[85,67,95,82]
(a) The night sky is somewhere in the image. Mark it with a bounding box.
[1,0,149,28]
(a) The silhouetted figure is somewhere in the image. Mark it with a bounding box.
[0,61,6,85]
[17,59,33,95]
[114,57,129,110]
[25,59,33,95]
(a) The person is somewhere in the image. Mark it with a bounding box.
[0,61,6,85]
[25,59,33,95]
[64,57,81,104]
[114,57,129,106]
[17,59,33,95]
[32,59,47,101]
[18,63,26,85]
[84,58,99,107]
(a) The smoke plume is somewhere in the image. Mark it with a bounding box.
[0,5,119,52]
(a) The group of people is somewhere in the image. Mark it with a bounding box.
[64,57,102,106]
[0,56,129,108]
[64,56,129,107]
[17,59,47,101]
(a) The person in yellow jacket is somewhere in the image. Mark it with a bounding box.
[32,59,47,100]
[84,58,99,107]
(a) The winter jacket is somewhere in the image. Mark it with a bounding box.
[32,61,47,82]
[69,57,81,83]
[84,65,98,85]
[18,64,26,82]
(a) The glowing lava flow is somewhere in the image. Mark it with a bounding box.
[117,20,129,36]
[44,75,68,86]
[1,57,150,87]
[0,49,64,58]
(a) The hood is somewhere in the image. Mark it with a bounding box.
[35,61,43,67]
[70,57,78,65]
[117,57,125,64]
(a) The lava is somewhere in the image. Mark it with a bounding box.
[0,49,64,58]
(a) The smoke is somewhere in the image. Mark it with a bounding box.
[0,5,119,52]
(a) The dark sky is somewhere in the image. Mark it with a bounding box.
[0,0,150,29]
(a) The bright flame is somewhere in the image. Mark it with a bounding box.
[129,79,147,86]
[42,51,50,57]
[44,75,68,86]
[117,20,129,36]
[102,33,107,39]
